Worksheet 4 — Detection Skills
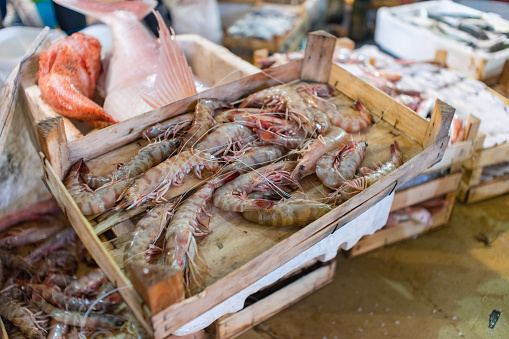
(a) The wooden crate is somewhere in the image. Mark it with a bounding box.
[222,5,309,61]
[208,259,336,339]
[22,31,453,338]
[458,90,509,204]
[18,31,260,143]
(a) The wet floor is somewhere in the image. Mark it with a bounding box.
[240,194,509,339]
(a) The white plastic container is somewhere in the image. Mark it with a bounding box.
[375,0,509,80]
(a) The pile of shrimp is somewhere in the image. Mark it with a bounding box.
[0,199,148,339]
[62,81,404,288]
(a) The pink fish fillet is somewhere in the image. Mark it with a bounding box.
[53,0,197,122]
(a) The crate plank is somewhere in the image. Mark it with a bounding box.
[390,172,462,212]
[212,260,336,339]
[459,174,509,204]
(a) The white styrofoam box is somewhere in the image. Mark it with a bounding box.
[375,0,509,80]
[172,192,395,335]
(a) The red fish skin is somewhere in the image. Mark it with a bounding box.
[38,33,117,125]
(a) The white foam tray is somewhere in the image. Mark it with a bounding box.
[375,0,509,80]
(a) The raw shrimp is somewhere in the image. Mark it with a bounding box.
[243,198,332,227]
[25,228,77,265]
[294,83,338,113]
[81,138,181,189]
[32,295,125,330]
[0,251,34,282]
[0,293,47,339]
[118,149,220,209]
[316,140,367,188]
[251,115,307,149]
[328,141,403,203]
[0,198,61,233]
[386,207,433,228]
[44,274,75,290]
[124,201,176,266]
[328,101,373,132]
[7,325,26,339]
[64,160,135,215]
[183,99,230,148]
[47,320,69,339]
[195,123,257,156]
[239,84,329,135]
[64,269,107,296]
[35,249,78,281]
[216,109,307,149]
[142,113,193,139]
[164,180,218,277]
[291,126,348,181]
[0,218,65,249]
[24,284,120,313]
[213,162,295,212]
[222,145,287,173]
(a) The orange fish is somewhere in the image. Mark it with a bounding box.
[38,32,117,126]
[53,0,197,122]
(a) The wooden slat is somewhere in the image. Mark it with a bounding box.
[40,154,153,335]
[461,175,509,204]
[67,60,303,166]
[0,317,7,339]
[391,172,462,212]
[424,139,475,174]
[36,117,71,180]
[213,260,336,339]
[328,64,430,145]
[462,168,483,186]
[466,142,509,170]
[424,100,455,149]
[300,31,336,83]
[348,192,456,258]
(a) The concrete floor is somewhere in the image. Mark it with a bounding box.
[240,194,509,339]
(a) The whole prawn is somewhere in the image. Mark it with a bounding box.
[215,109,307,149]
[124,201,176,266]
[213,162,295,212]
[63,268,107,297]
[81,138,181,189]
[328,141,403,204]
[118,149,220,209]
[0,198,61,233]
[65,160,134,215]
[32,295,125,330]
[24,227,77,265]
[243,198,332,227]
[47,320,69,339]
[0,218,65,249]
[328,101,373,132]
[293,83,338,113]
[183,99,230,149]
[316,140,367,189]
[222,145,287,173]
[0,292,47,339]
[291,126,348,181]
[195,123,257,156]
[143,113,193,139]
[239,84,329,135]
[35,249,78,282]
[164,180,220,280]
[23,284,120,313]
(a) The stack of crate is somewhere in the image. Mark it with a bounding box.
[458,75,509,204]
